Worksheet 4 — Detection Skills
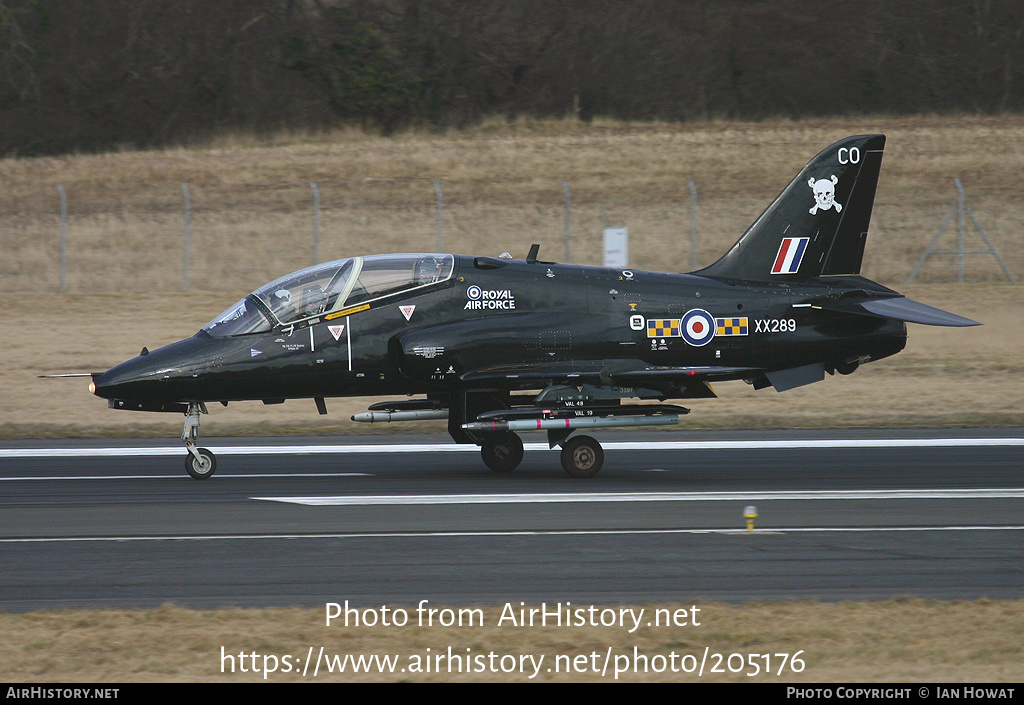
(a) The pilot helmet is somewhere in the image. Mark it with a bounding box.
[273,289,292,305]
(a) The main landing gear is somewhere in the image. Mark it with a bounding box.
[480,432,524,473]
[559,435,604,479]
[479,432,605,478]
[182,402,217,480]
[357,390,687,479]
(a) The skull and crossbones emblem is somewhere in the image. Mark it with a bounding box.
[808,174,842,215]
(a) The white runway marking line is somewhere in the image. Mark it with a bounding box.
[0,444,480,458]
[253,489,1024,506]
[2,437,1023,459]
[0,472,371,482]
[3,525,1024,544]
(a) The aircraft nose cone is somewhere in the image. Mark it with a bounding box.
[92,336,207,402]
[91,358,156,400]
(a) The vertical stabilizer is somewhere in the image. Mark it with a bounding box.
[696,134,885,282]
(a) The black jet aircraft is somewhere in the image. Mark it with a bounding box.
[87,134,979,479]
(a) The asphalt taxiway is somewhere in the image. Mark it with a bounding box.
[1,429,1021,610]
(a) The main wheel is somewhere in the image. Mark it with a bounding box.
[481,433,524,473]
[185,448,217,480]
[560,435,604,478]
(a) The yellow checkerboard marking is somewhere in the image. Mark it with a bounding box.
[715,317,749,336]
[646,319,680,338]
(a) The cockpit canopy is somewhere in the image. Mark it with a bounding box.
[202,254,454,337]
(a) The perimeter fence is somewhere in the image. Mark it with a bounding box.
[1,177,1018,293]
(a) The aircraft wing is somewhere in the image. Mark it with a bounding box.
[612,365,761,382]
[460,361,761,398]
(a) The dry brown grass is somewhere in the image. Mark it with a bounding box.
[2,115,1023,292]
[2,600,1021,682]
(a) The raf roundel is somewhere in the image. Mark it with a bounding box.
[467,285,482,300]
[680,309,716,347]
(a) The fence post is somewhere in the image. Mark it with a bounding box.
[433,181,443,251]
[182,183,191,291]
[311,181,321,265]
[907,177,1014,283]
[688,180,698,271]
[563,181,571,262]
[57,185,67,293]
[956,177,966,283]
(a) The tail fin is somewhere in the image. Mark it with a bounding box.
[696,134,885,282]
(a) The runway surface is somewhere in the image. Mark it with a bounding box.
[1,429,1022,610]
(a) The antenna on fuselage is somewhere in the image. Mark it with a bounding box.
[526,243,540,263]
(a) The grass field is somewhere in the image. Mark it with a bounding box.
[3,115,1024,294]
[2,600,1022,682]
[2,116,1024,293]
[1,117,1022,683]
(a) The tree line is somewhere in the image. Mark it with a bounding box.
[1,0,1022,155]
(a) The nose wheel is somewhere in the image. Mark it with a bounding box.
[182,402,216,480]
[185,447,217,480]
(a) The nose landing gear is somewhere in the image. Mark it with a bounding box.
[182,402,216,480]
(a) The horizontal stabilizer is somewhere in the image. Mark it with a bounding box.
[858,297,981,327]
